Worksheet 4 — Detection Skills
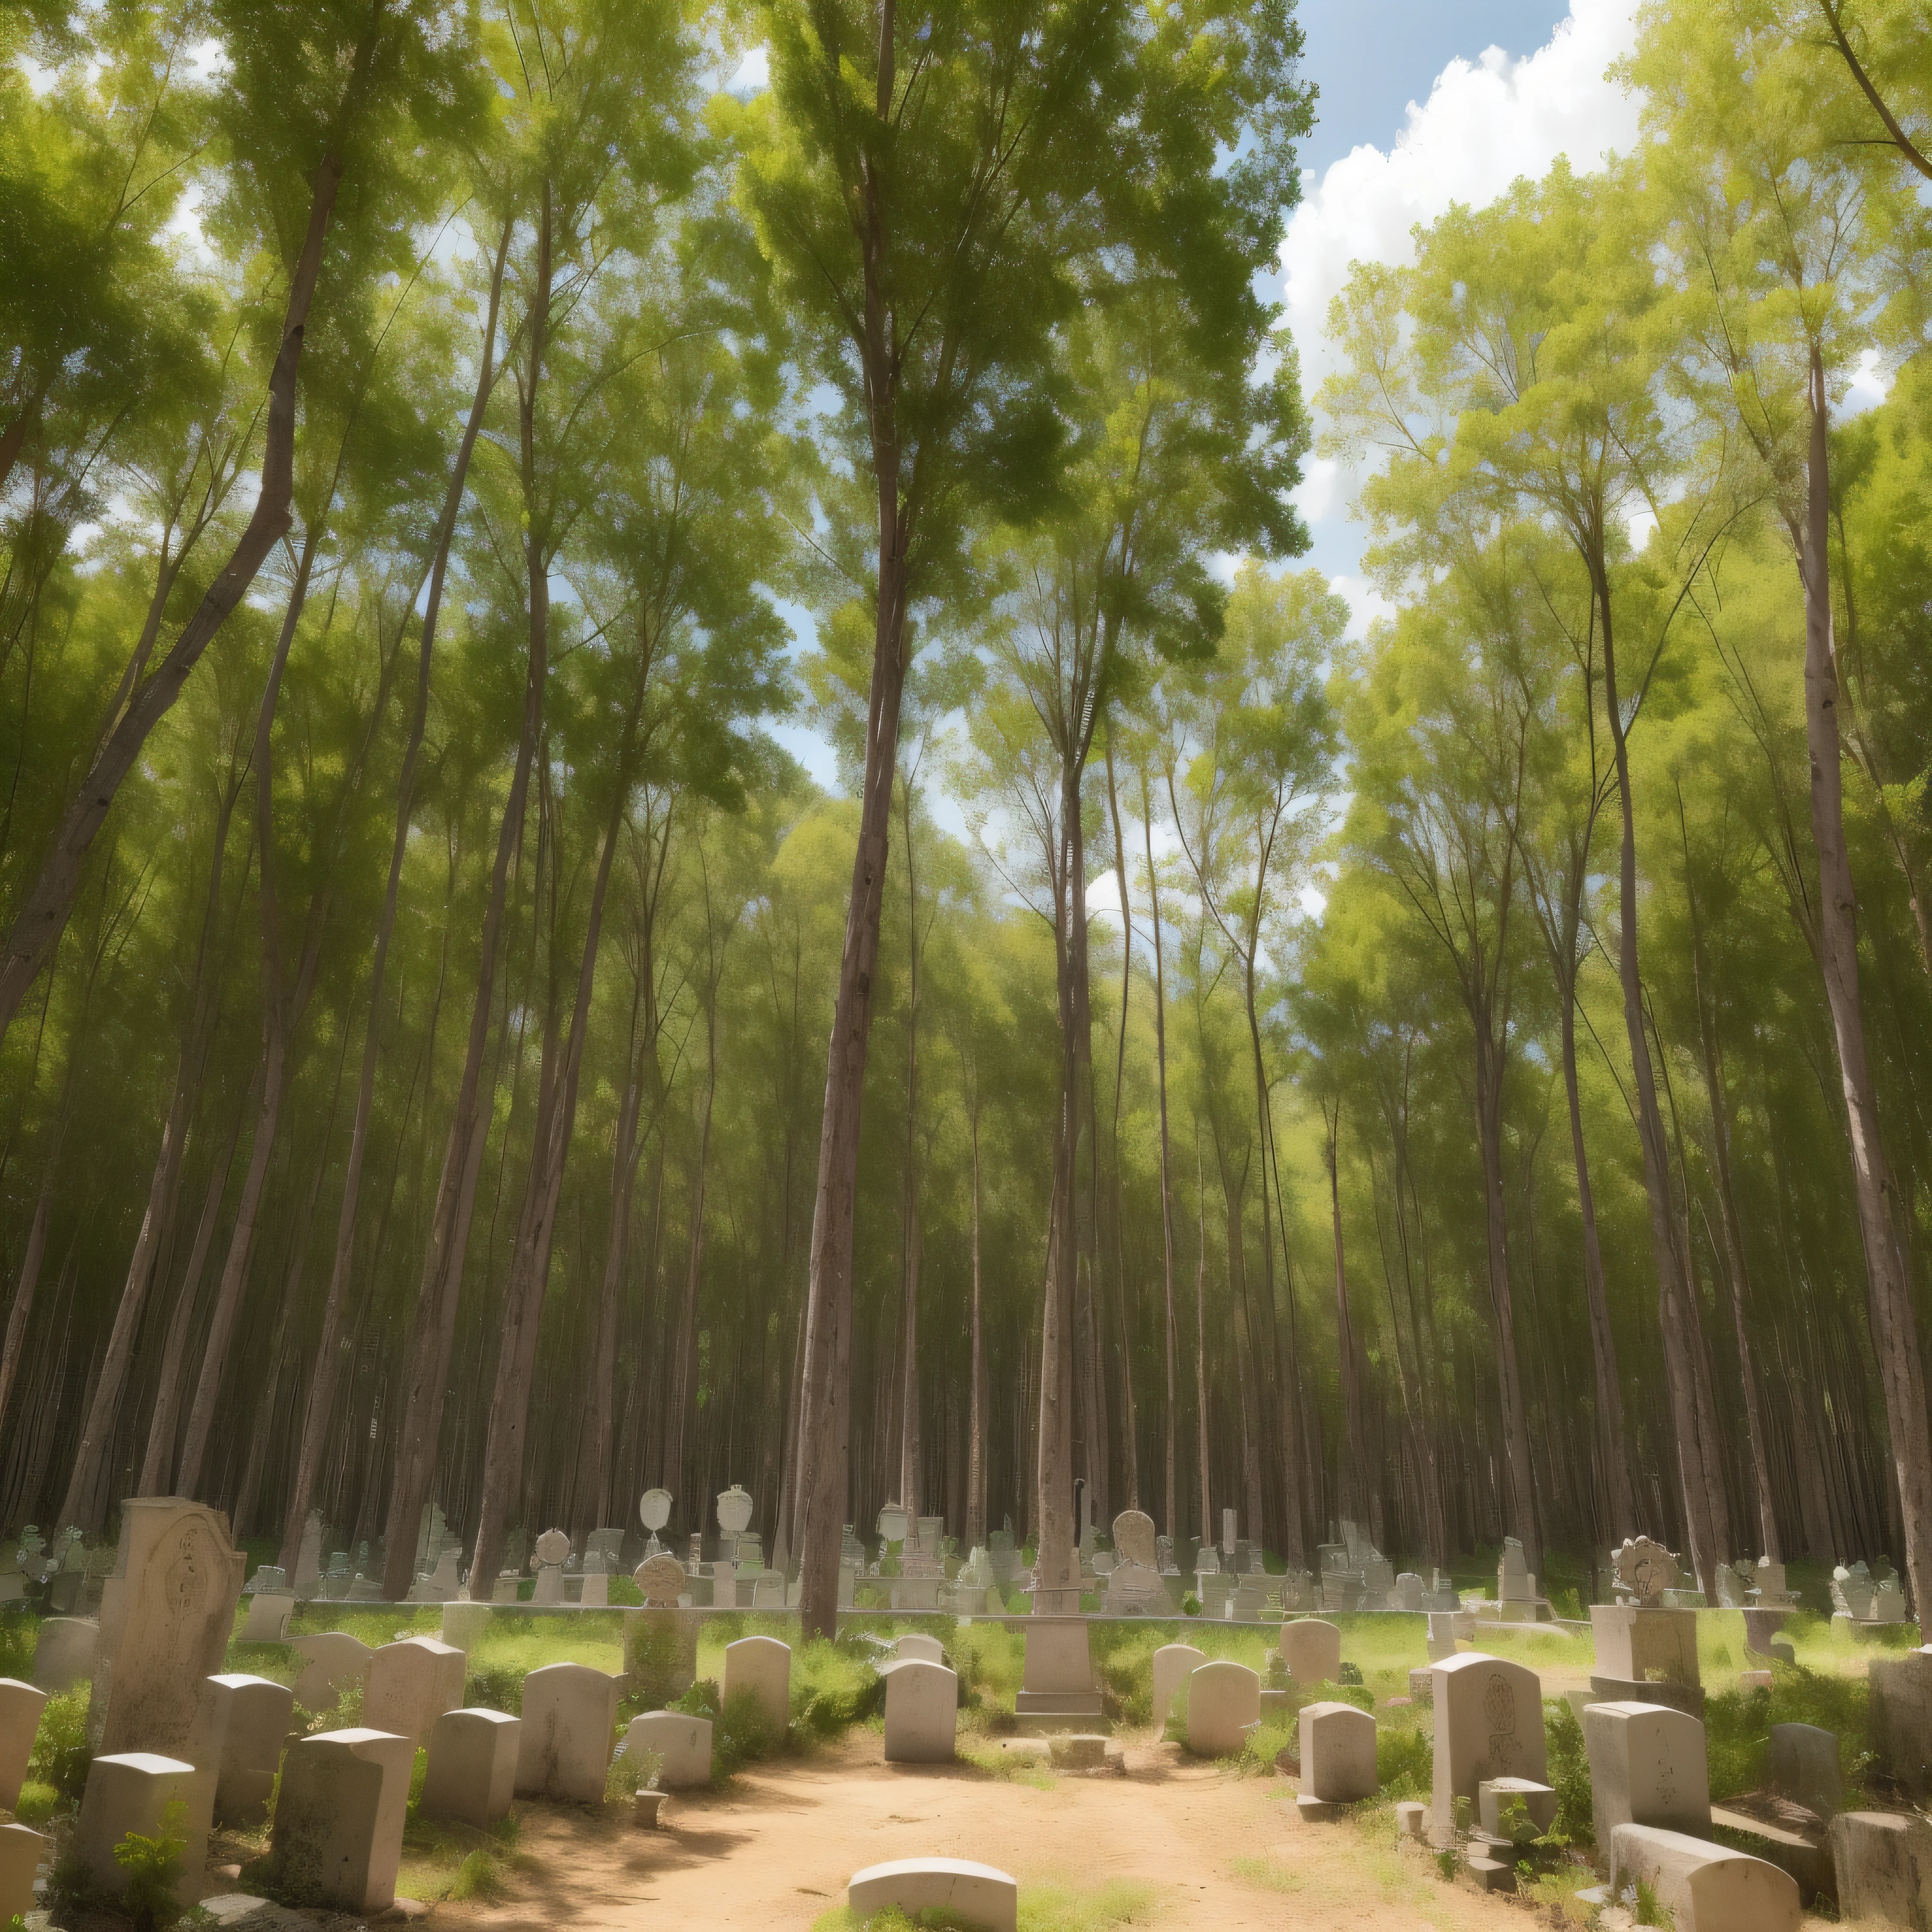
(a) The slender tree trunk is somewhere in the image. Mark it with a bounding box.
[1104,740,1138,1510]
[1798,348,1932,1613]
[662,1008,717,1507]
[1324,1099,1367,1525]
[280,215,511,1573]
[0,25,376,1037]
[381,183,556,1603]
[965,1104,987,1550]
[1142,778,1179,1543]
[897,786,921,1518]
[1193,1133,1211,1543]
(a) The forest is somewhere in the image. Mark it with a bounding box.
[0,0,1930,1633]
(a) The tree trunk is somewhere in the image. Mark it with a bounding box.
[1797,347,1932,1611]
[897,785,921,1518]
[1142,777,1180,1543]
[380,182,556,1604]
[965,1105,987,1550]
[1104,740,1138,1510]
[1324,1099,1368,1526]
[0,27,374,1039]
[280,214,511,1573]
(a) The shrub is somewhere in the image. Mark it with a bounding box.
[462,1663,525,1717]
[28,1688,91,1803]
[114,1799,188,1932]
[1374,1725,1430,1796]
[606,1743,662,1802]
[12,1781,56,1826]
[1543,1699,1594,1849]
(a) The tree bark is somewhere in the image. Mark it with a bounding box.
[1141,775,1180,1543]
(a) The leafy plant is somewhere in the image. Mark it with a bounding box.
[1632,1875,1676,1927]
[1542,1698,1595,1849]
[1374,1724,1430,1795]
[28,1687,91,1802]
[606,1742,662,1802]
[113,1799,188,1932]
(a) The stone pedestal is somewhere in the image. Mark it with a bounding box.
[1591,1673,1706,1720]
[422,1708,519,1828]
[1829,1810,1932,1929]
[269,1729,414,1914]
[1592,1603,1699,1687]
[1014,1619,1103,1732]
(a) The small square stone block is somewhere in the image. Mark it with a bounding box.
[208,1673,294,1829]
[1048,1734,1106,1769]
[516,1663,619,1804]
[1299,1700,1377,1803]
[1395,1800,1427,1840]
[269,1728,414,1915]
[1478,1776,1557,1843]
[1609,1822,1800,1932]
[422,1708,520,1829]
[0,1821,42,1920]
[849,1857,1017,1932]
[622,1710,711,1790]
[74,1753,199,1900]
[0,1678,47,1811]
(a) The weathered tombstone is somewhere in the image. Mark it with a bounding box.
[883,1660,958,1764]
[1478,1775,1559,1842]
[896,1633,946,1665]
[31,1616,94,1692]
[723,1635,791,1735]
[1393,1572,1425,1614]
[0,1821,41,1921]
[625,1553,699,1707]
[1609,1822,1801,1932]
[1432,1653,1546,1828]
[1152,1644,1205,1732]
[363,1636,466,1745]
[1828,1810,1932,1930]
[1186,1659,1259,1757]
[1426,1610,1458,1664]
[1868,1649,1932,1797]
[292,1511,324,1599]
[440,1601,491,1652]
[422,1708,520,1829]
[293,1632,374,1716]
[91,1498,246,1760]
[0,1679,46,1810]
[717,1485,755,1563]
[74,1752,202,1904]
[1112,1510,1157,1568]
[516,1663,619,1803]
[208,1673,294,1829]
[1280,1617,1342,1684]
[269,1729,414,1914]
[623,1709,711,1789]
[1298,1701,1376,1815]
[1016,1618,1102,1726]
[1768,1722,1843,1820]
[1221,1507,1237,1557]
[240,1590,294,1642]
[639,1488,673,1555]
[1582,1700,1711,1850]
[530,1527,570,1606]
[849,1858,1017,1932]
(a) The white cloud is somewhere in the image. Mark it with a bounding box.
[1324,574,1397,641]
[1279,0,1644,405]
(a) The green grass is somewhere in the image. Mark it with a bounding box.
[1228,1855,1302,1892]
[957,1739,1054,1789]
[813,1878,1158,1932]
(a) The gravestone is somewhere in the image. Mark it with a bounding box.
[1187,1660,1259,1757]
[1113,1510,1157,1568]
[440,1602,491,1652]
[718,1485,755,1561]
[1280,1617,1342,1685]
[32,1616,95,1692]
[896,1634,946,1665]
[1299,1700,1376,1815]
[240,1588,294,1642]
[1016,1620,1102,1727]
[1582,1700,1710,1850]
[883,1660,958,1764]
[627,1554,699,1706]
[269,1729,415,1914]
[1768,1722,1843,1820]
[292,1632,373,1715]
[92,1499,245,1763]
[1393,1573,1425,1614]
[1867,1649,1932,1797]
[1426,1611,1458,1663]
[724,1635,791,1735]
[74,1753,202,1905]
[849,1858,1017,1932]
[208,1673,294,1829]
[1478,1776,1559,1842]
[624,1709,711,1789]
[1152,1644,1205,1732]
[0,1679,46,1811]
[1608,1822,1801,1932]
[1104,1558,1168,1615]
[363,1636,466,1745]
[530,1528,570,1605]
[1432,1653,1546,1829]
[0,1822,40,1921]
[1828,1810,1932,1930]
[516,1663,618,1803]
[422,1708,520,1828]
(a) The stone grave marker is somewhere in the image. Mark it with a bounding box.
[1298,1700,1376,1815]
[896,1633,945,1664]
[1607,1822,1800,1931]
[1280,1617,1342,1684]
[883,1659,958,1764]
[293,1632,374,1715]
[1186,1660,1259,1757]
[1431,1653,1545,1829]
[1768,1721,1843,1820]
[364,1636,466,1745]
[530,1528,570,1605]
[1869,1647,1932,1796]
[208,1672,294,1829]
[1582,1700,1710,1849]
[849,1858,1017,1932]
[269,1728,414,1913]
[516,1663,619,1803]
[0,1821,40,1921]
[724,1635,791,1734]
[91,1498,246,1761]
[1151,1644,1204,1731]
[74,1752,202,1905]
[423,1708,520,1828]
[1828,1810,1932,1929]
[0,1679,46,1811]
[624,1709,711,1788]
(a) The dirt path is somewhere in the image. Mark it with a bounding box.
[456,1733,1551,1932]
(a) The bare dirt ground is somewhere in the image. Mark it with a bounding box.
[450,1731,1560,1932]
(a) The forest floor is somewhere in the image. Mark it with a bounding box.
[433,1728,1843,1932]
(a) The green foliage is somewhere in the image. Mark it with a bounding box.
[811,1878,1158,1932]
[1633,1876,1676,1928]
[790,1640,883,1740]
[606,1743,661,1803]
[461,1664,524,1718]
[112,1799,188,1932]
[12,1781,58,1826]
[669,1678,786,1778]
[28,1687,91,1803]
[1543,1699,1596,1849]
[1374,1725,1431,1796]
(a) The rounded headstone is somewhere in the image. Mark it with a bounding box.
[877,1502,909,1545]
[1112,1509,1157,1568]
[883,1660,958,1764]
[1186,1660,1260,1757]
[634,1554,685,1607]
[640,1489,672,1532]
[716,1487,754,1536]
[1280,1617,1342,1684]
[533,1527,571,1568]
